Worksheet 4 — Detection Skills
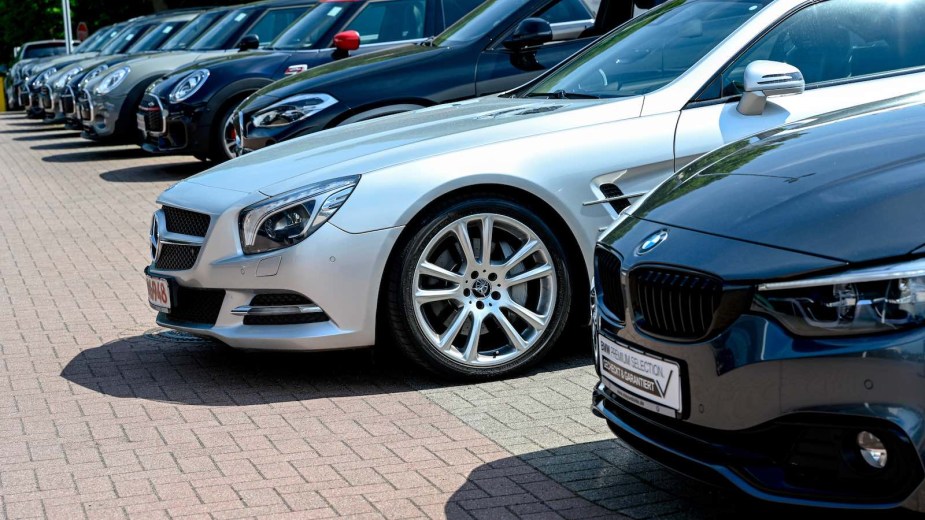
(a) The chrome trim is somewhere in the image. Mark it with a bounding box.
[759,258,925,291]
[64,86,76,116]
[231,305,324,316]
[582,191,647,207]
[140,95,169,135]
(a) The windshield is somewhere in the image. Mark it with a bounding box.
[126,20,189,52]
[84,25,126,52]
[23,44,67,59]
[99,23,154,55]
[433,0,530,46]
[190,7,259,50]
[524,0,771,98]
[272,3,344,49]
[161,11,226,50]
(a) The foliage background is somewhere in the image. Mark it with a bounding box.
[0,0,247,67]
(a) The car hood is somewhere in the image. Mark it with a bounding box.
[170,50,287,77]
[241,44,443,109]
[184,94,641,195]
[633,97,925,265]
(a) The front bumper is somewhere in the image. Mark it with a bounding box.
[139,95,211,157]
[146,200,403,351]
[78,89,127,139]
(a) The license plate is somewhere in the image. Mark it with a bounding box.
[599,335,682,417]
[136,113,146,133]
[145,274,171,312]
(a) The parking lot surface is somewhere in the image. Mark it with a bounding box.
[0,113,913,519]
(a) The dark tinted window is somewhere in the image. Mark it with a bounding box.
[534,0,592,24]
[248,7,307,46]
[161,11,226,50]
[443,0,484,26]
[722,0,925,95]
[190,8,259,50]
[347,0,427,43]
[126,20,188,52]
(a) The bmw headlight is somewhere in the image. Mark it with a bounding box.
[239,175,360,255]
[94,66,130,95]
[53,66,83,90]
[79,64,109,89]
[169,69,209,103]
[252,93,337,128]
[754,259,925,336]
[32,67,57,88]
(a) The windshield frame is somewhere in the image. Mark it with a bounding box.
[518,0,773,99]
[99,22,156,55]
[82,25,128,53]
[125,19,190,53]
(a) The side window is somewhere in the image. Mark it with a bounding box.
[346,0,428,44]
[443,0,483,27]
[721,0,925,97]
[249,7,305,46]
[534,0,593,25]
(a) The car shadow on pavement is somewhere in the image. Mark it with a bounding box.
[31,139,124,151]
[42,147,151,162]
[0,125,71,133]
[445,440,920,519]
[99,161,211,182]
[61,330,425,405]
[14,131,82,141]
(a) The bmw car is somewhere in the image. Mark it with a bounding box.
[144,0,925,379]
[591,92,925,512]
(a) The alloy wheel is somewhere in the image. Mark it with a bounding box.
[411,213,557,367]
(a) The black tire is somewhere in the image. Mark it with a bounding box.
[386,194,573,380]
[208,99,243,163]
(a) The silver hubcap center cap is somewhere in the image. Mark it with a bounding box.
[472,278,491,299]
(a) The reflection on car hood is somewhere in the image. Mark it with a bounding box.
[633,95,925,265]
[184,95,640,195]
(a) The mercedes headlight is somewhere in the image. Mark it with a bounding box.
[53,66,83,90]
[239,176,360,255]
[94,66,130,95]
[169,69,209,103]
[754,259,925,336]
[32,67,57,88]
[79,64,109,89]
[252,93,337,128]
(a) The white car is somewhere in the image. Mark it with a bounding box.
[147,0,925,379]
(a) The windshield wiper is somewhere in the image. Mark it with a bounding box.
[524,89,599,99]
[419,36,437,47]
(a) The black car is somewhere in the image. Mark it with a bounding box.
[234,0,641,153]
[140,0,483,162]
[592,92,925,512]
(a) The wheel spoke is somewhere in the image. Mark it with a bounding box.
[480,215,493,265]
[439,308,469,350]
[419,261,464,283]
[496,312,528,351]
[414,288,460,305]
[506,264,553,286]
[503,300,548,331]
[462,313,484,362]
[502,239,540,274]
[453,222,477,271]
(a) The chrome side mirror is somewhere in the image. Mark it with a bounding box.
[737,60,805,116]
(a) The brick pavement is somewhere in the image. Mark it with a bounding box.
[0,113,912,519]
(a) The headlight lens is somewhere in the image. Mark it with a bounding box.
[239,175,360,255]
[94,66,130,95]
[169,69,209,103]
[53,66,83,89]
[754,259,925,336]
[252,93,337,128]
[32,67,57,88]
[79,64,109,89]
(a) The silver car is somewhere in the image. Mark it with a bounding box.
[146,0,925,379]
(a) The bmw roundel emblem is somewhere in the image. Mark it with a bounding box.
[636,229,668,255]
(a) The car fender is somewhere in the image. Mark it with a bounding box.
[206,77,275,117]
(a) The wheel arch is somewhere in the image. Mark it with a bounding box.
[374,182,592,346]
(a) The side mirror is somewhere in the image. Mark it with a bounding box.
[737,60,805,116]
[237,34,259,52]
[333,31,360,52]
[503,18,553,51]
